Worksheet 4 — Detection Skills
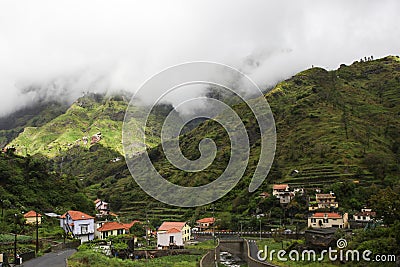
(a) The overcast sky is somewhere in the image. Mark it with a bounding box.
[0,0,399,115]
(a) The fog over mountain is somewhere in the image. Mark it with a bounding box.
[1,0,399,115]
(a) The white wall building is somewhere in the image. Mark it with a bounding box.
[60,210,95,243]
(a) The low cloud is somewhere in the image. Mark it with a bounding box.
[0,0,399,115]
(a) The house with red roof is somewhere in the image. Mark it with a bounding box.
[196,217,215,230]
[24,210,42,225]
[157,222,191,248]
[272,184,294,204]
[60,210,95,242]
[95,220,140,239]
[308,212,349,229]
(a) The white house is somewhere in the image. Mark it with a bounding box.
[353,208,376,222]
[272,184,294,204]
[157,222,191,248]
[308,212,349,229]
[60,210,95,243]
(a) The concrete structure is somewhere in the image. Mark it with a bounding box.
[157,222,191,248]
[24,210,42,225]
[305,228,337,249]
[308,212,349,229]
[200,238,278,267]
[60,210,95,242]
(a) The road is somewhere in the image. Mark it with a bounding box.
[248,239,260,259]
[21,249,76,267]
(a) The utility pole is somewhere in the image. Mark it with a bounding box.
[36,211,39,255]
[14,213,17,265]
[0,199,3,220]
[212,204,215,245]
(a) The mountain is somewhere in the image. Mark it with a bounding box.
[0,101,68,148]
[1,55,399,224]
[104,55,400,218]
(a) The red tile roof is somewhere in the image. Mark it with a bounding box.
[167,228,181,234]
[97,222,126,232]
[158,222,187,231]
[124,220,140,229]
[273,184,288,190]
[312,212,342,219]
[196,217,215,224]
[61,210,94,221]
[24,210,42,218]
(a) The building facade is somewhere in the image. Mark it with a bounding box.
[157,222,191,248]
[60,210,95,242]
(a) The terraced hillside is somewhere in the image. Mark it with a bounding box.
[1,56,399,225]
[134,56,400,214]
[281,164,376,189]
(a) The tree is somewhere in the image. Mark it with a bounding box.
[129,223,145,238]
[216,212,232,230]
[370,187,400,225]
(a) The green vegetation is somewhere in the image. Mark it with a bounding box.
[0,57,399,267]
[68,249,200,267]
[0,101,68,148]
[0,152,94,226]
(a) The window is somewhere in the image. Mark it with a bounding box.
[81,225,88,234]
[169,235,174,244]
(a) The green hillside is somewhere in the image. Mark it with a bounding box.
[0,151,94,233]
[1,56,399,227]
[0,101,68,148]
[141,56,399,191]
[8,93,129,156]
[72,55,400,225]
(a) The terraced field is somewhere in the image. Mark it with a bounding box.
[282,164,376,188]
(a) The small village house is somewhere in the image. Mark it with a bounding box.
[90,132,102,144]
[157,222,191,248]
[308,212,349,229]
[353,208,376,222]
[94,199,110,216]
[24,210,42,225]
[60,210,95,243]
[272,184,294,204]
[95,221,139,240]
[309,192,339,211]
[259,192,270,199]
[196,217,215,231]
